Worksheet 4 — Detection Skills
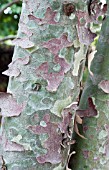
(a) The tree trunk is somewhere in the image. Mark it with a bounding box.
[0,0,107,169]
[0,0,87,169]
[71,1,109,169]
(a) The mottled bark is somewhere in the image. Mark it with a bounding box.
[1,0,108,169]
[72,1,109,170]
[0,0,88,170]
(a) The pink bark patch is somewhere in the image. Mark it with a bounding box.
[1,133,24,152]
[24,0,39,13]
[12,37,34,49]
[19,21,33,36]
[98,80,109,94]
[36,56,70,92]
[36,62,64,92]
[2,56,30,77]
[0,93,26,117]
[76,98,98,118]
[77,25,96,46]
[54,55,70,73]
[28,7,59,25]
[42,34,73,55]
[28,114,62,164]
[4,138,24,152]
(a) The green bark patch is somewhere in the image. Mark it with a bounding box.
[50,96,72,117]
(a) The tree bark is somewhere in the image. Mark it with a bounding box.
[71,1,109,169]
[0,0,105,169]
[0,0,87,169]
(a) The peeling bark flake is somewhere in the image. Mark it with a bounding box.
[2,56,30,77]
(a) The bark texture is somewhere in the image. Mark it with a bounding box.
[72,1,109,169]
[0,0,88,169]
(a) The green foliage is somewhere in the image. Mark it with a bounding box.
[0,0,22,37]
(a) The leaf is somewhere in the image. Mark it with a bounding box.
[12,37,34,49]
[98,80,109,94]
[0,93,26,117]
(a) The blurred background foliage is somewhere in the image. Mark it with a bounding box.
[0,0,22,37]
[0,0,22,92]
